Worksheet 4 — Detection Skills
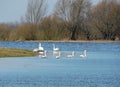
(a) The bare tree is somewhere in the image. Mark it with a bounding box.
[25,0,47,24]
[54,0,91,40]
[87,0,120,40]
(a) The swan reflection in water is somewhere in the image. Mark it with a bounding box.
[80,50,87,58]
[67,51,75,58]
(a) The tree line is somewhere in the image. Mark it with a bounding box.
[0,0,120,41]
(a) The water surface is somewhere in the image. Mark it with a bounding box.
[0,41,120,87]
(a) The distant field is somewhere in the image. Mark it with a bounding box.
[0,48,36,58]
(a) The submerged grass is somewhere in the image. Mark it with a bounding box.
[0,48,36,58]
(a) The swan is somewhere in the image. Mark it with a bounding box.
[53,44,59,51]
[56,51,61,59]
[33,43,44,52]
[80,50,87,58]
[38,43,44,55]
[39,43,44,51]
[67,51,75,58]
[33,48,39,52]
[53,44,60,56]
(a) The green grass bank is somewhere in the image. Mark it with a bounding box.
[0,48,36,58]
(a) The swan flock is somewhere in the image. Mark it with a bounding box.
[33,43,87,58]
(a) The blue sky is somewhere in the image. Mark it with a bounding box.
[0,0,100,23]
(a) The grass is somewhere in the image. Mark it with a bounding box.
[0,48,36,58]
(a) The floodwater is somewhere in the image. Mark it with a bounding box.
[0,41,120,87]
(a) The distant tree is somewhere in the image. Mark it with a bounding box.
[38,16,67,40]
[111,0,120,40]
[0,24,11,40]
[87,0,120,40]
[54,0,91,40]
[16,24,37,40]
[25,0,47,24]
[8,29,18,41]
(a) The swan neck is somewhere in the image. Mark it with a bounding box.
[53,44,55,49]
[59,52,60,57]
[72,52,74,56]
[45,51,46,56]
[84,50,86,56]
[39,43,41,47]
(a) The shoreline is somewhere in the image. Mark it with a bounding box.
[23,40,120,43]
[0,40,120,43]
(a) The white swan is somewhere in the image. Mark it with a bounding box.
[39,43,44,51]
[56,51,61,59]
[80,50,87,58]
[33,43,44,53]
[67,51,75,58]
[38,43,44,55]
[33,48,39,52]
[53,44,60,56]
[53,44,59,51]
